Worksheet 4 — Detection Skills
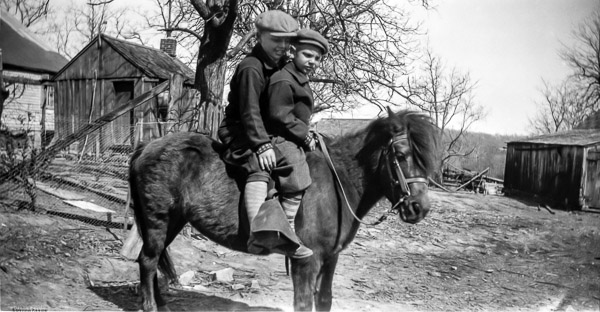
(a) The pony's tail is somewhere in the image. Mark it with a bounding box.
[158,249,178,284]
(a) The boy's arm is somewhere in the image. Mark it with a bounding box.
[237,67,272,150]
[268,81,310,147]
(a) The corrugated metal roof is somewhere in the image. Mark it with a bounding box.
[0,10,68,73]
[508,129,600,146]
[101,35,195,83]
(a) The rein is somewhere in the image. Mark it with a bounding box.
[315,132,426,226]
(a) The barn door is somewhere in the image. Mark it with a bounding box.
[112,81,134,147]
[584,149,600,209]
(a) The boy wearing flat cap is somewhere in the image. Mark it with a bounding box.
[265,29,329,256]
[218,11,314,258]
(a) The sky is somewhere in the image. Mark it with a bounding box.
[48,0,600,135]
[325,0,599,135]
[408,0,598,135]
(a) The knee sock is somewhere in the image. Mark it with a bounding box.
[244,181,268,226]
[280,192,304,228]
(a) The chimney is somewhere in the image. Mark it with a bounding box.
[160,37,177,57]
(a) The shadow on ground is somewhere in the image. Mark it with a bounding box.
[90,285,284,311]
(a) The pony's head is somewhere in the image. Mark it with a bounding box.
[357,108,438,224]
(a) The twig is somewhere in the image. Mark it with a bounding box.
[534,280,574,289]
[456,168,489,191]
[106,227,122,242]
[537,205,556,214]
[428,177,453,192]
[500,285,520,292]
[500,269,532,278]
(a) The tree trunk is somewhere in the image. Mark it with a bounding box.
[193,0,238,138]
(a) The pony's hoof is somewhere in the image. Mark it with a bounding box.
[158,305,171,312]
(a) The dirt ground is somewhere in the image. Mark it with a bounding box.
[1,184,599,312]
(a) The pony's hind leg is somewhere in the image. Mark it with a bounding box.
[152,215,188,310]
[138,224,168,312]
[314,255,339,311]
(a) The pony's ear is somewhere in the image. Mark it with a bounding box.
[386,106,395,117]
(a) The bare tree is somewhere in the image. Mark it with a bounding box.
[27,0,144,59]
[402,49,484,181]
[560,11,600,107]
[531,11,600,134]
[529,79,589,134]
[0,0,51,27]
[147,0,429,135]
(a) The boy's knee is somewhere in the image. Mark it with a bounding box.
[247,171,271,183]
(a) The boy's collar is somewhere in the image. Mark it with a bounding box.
[252,44,279,69]
[283,62,309,84]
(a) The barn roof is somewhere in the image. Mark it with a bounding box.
[314,118,372,137]
[508,129,600,146]
[0,10,68,74]
[53,34,195,83]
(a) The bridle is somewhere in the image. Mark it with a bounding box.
[378,133,429,219]
[315,132,428,226]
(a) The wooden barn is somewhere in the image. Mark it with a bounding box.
[0,9,68,148]
[52,34,197,154]
[504,130,600,210]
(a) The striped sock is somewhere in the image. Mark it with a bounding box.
[244,181,268,225]
[281,192,304,227]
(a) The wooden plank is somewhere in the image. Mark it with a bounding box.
[456,168,490,191]
[64,200,115,214]
[35,181,86,200]
[120,223,143,260]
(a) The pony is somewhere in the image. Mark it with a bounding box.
[129,109,438,311]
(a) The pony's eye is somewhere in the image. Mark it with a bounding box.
[395,150,406,160]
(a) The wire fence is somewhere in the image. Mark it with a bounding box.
[0,119,176,229]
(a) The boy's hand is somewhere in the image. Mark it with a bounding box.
[307,137,316,151]
[258,148,276,171]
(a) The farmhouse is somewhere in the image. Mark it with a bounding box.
[52,34,197,155]
[504,129,600,210]
[0,9,68,148]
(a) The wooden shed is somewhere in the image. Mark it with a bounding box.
[504,130,600,210]
[52,34,196,154]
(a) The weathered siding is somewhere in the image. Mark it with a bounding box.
[505,143,584,208]
[1,70,54,147]
[583,145,600,209]
[53,35,197,154]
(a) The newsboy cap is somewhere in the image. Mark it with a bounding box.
[295,29,329,54]
[255,10,298,37]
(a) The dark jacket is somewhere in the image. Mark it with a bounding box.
[267,62,314,148]
[219,44,280,151]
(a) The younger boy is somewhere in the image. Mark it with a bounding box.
[266,29,329,256]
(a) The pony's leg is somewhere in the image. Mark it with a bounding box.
[139,226,167,312]
[314,255,339,312]
[291,258,319,311]
[154,216,187,310]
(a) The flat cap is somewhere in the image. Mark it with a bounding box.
[255,10,298,37]
[295,29,329,54]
